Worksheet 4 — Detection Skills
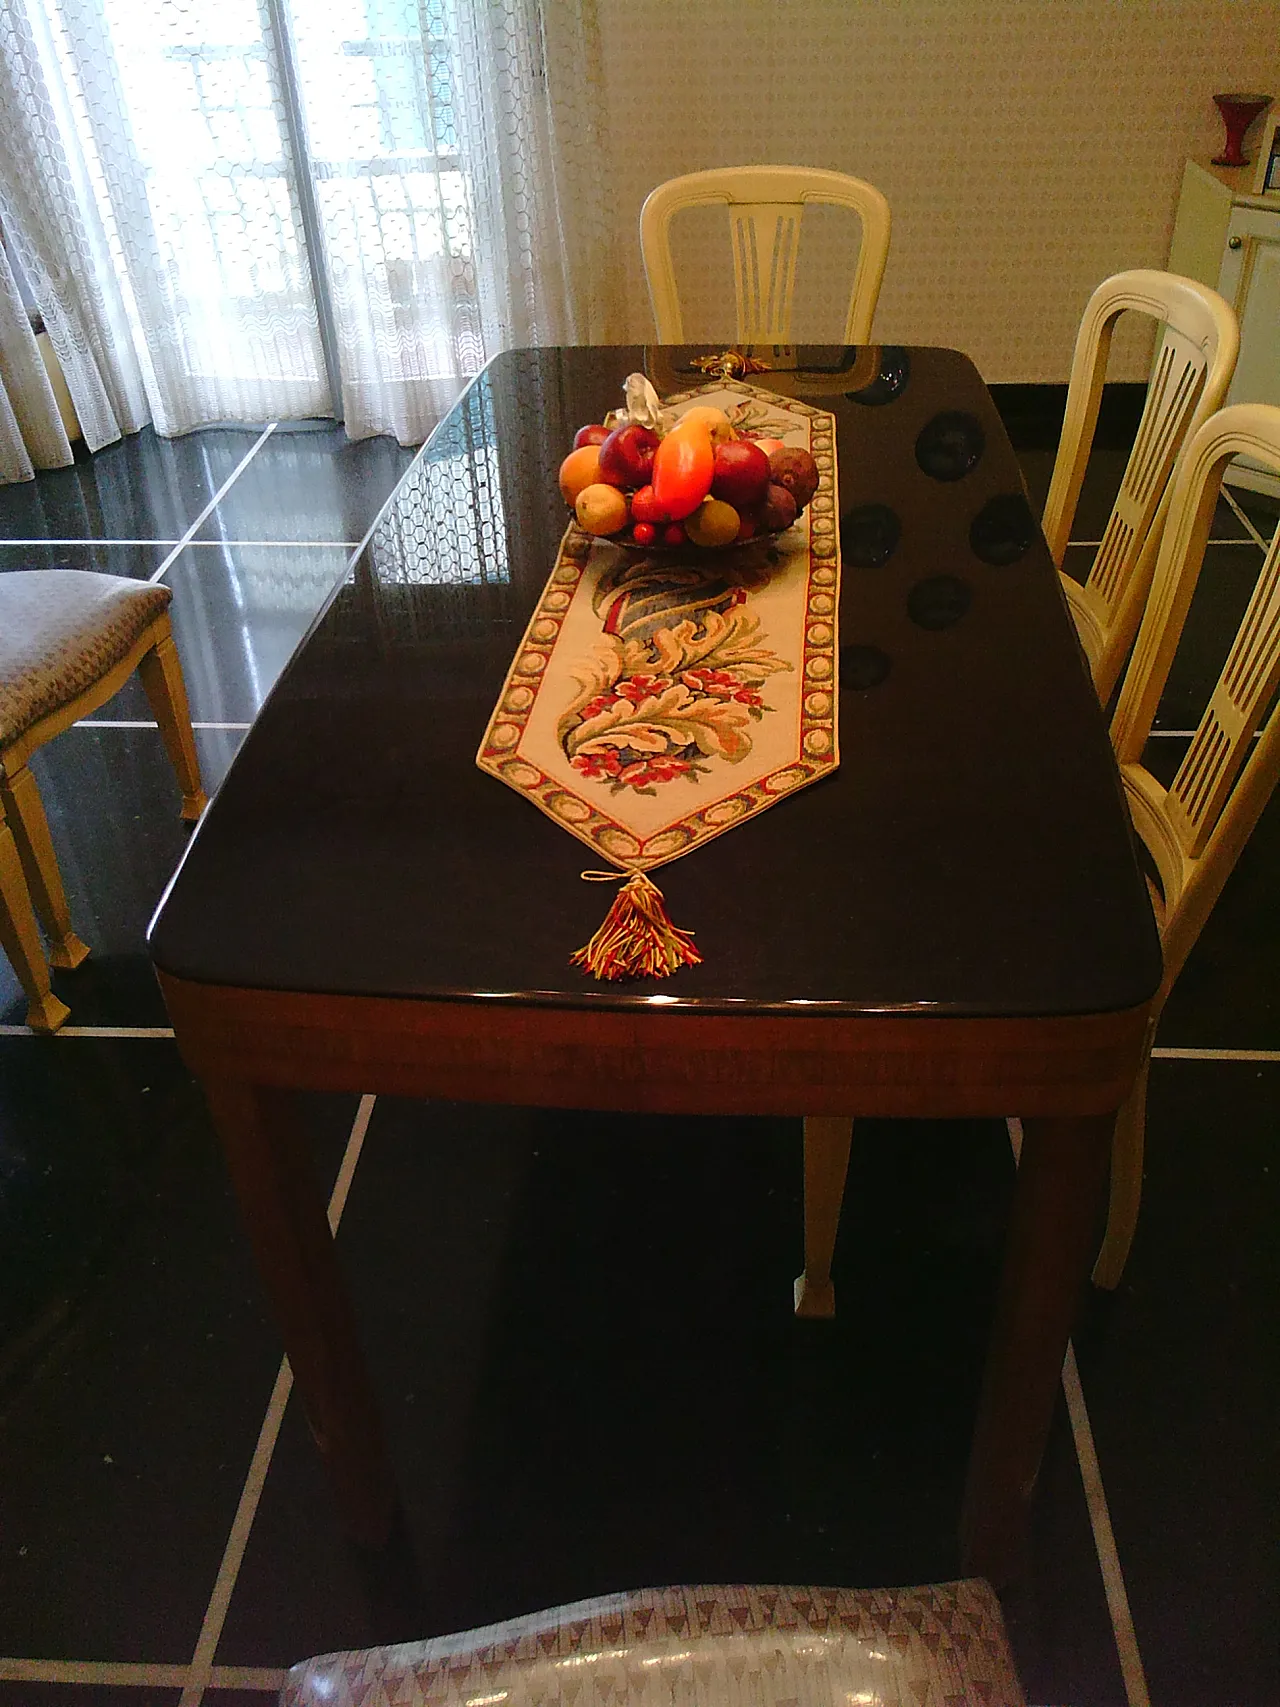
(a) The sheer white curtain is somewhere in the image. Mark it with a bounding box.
[0,238,71,482]
[0,0,624,474]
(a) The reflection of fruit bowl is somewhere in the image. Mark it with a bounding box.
[558,373,819,554]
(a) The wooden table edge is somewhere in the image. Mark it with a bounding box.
[157,970,1151,1119]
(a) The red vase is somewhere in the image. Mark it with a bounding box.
[1213,93,1272,168]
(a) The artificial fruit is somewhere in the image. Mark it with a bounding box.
[652,418,714,520]
[559,445,603,506]
[710,439,771,510]
[598,422,659,488]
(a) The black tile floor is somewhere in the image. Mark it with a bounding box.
[0,405,1276,1707]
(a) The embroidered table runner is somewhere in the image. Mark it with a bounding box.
[477,379,840,977]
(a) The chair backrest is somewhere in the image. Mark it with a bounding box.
[639,166,891,346]
[1109,402,1280,1003]
[1042,270,1238,701]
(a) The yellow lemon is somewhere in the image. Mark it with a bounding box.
[685,496,741,548]
[575,483,629,536]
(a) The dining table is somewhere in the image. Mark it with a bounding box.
[148,343,1162,1589]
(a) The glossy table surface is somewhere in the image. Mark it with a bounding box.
[149,345,1161,1019]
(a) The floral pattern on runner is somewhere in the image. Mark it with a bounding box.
[558,607,792,795]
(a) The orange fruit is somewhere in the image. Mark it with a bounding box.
[685,496,741,548]
[559,445,603,506]
[575,483,629,536]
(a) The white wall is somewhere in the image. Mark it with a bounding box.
[597,0,1278,379]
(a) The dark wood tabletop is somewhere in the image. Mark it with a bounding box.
[148,346,1162,1588]
[150,346,1160,1020]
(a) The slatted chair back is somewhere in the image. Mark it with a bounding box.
[1092,403,1280,1289]
[1111,401,1280,997]
[639,166,891,347]
[1041,270,1238,702]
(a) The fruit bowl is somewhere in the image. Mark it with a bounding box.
[558,373,820,555]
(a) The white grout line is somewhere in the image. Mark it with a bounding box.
[1148,728,1262,741]
[1152,1045,1280,1062]
[149,425,277,583]
[73,719,253,730]
[177,1092,377,1707]
[0,1656,286,1689]
[0,1024,174,1037]
[1067,536,1260,550]
[177,538,362,549]
[1,537,357,548]
[0,1658,190,1686]
[1004,1119,1151,1707]
[1062,1344,1153,1707]
[0,538,187,547]
[1221,485,1272,552]
[208,1664,291,1690]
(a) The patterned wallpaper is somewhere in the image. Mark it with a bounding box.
[596,0,1278,380]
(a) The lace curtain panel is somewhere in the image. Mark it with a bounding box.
[0,0,624,477]
[0,235,74,483]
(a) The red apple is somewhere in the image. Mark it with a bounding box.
[598,422,660,488]
[630,483,668,524]
[711,439,771,510]
[573,423,610,450]
[752,436,786,459]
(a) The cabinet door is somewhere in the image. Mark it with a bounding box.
[1217,206,1280,496]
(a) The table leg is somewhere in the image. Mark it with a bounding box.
[960,1111,1113,1586]
[204,1077,398,1547]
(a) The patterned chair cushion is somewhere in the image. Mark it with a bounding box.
[280,1580,1026,1707]
[0,570,172,746]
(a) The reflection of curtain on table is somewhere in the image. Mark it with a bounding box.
[0,0,623,479]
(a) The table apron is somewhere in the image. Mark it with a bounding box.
[158,974,1150,1119]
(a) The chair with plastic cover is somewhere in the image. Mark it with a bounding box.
[639,166,891,346]
[281,1581,1026,1707]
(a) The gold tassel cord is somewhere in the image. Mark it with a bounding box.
[571,870,702,981]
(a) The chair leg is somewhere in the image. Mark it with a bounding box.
[1092,1058,1150,1290]
[0,763,90,970]
[793,1115,853,1318]
[137,627,207,821]
[0,804,69,1031]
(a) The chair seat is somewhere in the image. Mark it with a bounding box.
[281,1581,1025,1707]
[0,569,172,745]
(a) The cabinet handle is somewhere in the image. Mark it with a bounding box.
[1228,236,1243,250]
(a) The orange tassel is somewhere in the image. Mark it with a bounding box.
[571,871,702,980]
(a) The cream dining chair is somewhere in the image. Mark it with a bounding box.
[639,166,891,346]
[0,569,206,1031]
[1091,401,1280,1285]
[1041,269,1238,703]
[796,403,1280,1308]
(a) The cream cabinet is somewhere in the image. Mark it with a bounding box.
[1169,158,1280,499]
